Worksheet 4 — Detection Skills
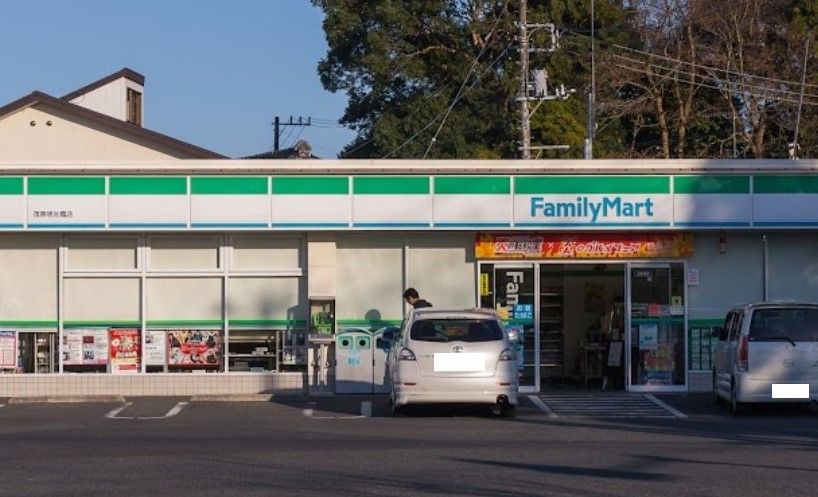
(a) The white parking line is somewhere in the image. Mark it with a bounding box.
[527,395,559,418]
[644,394,688,419]
[106,401,189,420]
[105,402,134,419]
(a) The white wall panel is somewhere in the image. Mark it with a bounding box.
[150,236,220,270]
[64,278,140,322]
[231,236,301,270]
[768,233,818,302]
[0,235,58,322]
[337,233,403,323]
[407,233,475,309]
[66,236,138,270]
[228,277,304,321]
[687,233,763,319]
[147,278,222,322]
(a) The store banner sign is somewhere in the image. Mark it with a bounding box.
[5,173,818,231]
[109,329,140,374]
[475,233,694,259]
[62,329,108,365]
[518,194,673,227]
[0,330,17,369]
[167,330,222,368]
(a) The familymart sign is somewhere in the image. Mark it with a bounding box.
[0,174,816,230]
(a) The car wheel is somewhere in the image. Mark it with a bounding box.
[390,397,404,417]
[730,382,745,416]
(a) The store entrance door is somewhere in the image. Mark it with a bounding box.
[626,263,687,392]
[480,263,538,392]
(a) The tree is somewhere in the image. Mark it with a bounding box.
[313,0,518,159]
[313,0,635,159]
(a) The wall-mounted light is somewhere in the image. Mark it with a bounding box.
[719,231,727,254]
[29,120,36,126]
[46,120,53,126]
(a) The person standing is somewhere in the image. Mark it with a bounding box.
[403,288,432,308]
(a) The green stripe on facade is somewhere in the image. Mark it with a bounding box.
[338,319,403,326]
[688,318,723,327]
[754,175,818,194]
[0,177,24,194]
[434,176,511,194]
[353,176,429,194]
[145,320,224,327]
[0,320,58,328]
[64,321,141,328]
[229,319,308,327]
[272,177,348,194]
[674,176,750,194]
[28,177,105,195]
[110,176,187,195]
[191,177,268,194]
[515,176,670,194]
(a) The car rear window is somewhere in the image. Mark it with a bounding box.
[410,319,504,343]
[749,308,818,342]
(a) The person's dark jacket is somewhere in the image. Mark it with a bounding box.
[412,299,433,309]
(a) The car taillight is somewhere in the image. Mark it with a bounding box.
[398,348,416,361]
[499,348,515,361]
[738,335,749,371]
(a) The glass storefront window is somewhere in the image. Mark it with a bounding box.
[629,264,686,387]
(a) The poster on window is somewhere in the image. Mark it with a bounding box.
[63,329,108,365]
[0,330,17,369]
[109,329,140,374]
[144,330,166,367]
[638,323,659,350]
[642,343,676,385]
[167,330,222,369]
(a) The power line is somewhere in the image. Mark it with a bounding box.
[422,0,511,158]
[383,46,512,158]
[613,60,818,106]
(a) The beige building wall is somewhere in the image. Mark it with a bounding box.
[0,105,187,161]
[68,78,144,123]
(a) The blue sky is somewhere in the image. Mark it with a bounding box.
[0,0,355,158]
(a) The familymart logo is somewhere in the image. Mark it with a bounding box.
[530,196,656,223]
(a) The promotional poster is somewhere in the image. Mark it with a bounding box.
[63,329,108,365]
[109,329,140,374]
[167,330,222,369]
[0,330,17,369]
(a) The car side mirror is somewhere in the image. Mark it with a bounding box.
[715,326,727,341]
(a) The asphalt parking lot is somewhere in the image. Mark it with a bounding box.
[0,394,816,497]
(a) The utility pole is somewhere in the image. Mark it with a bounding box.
[519,0,531,159]
[584,0,595,160]
[518,0,573,159]
[273,116,312,151]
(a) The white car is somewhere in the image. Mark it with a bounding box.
[713,302,818,414]
[385,308,519,417]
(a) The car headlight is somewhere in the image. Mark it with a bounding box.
[398,347,416,361]
[499,348,515,361]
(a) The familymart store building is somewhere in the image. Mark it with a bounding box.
[1,160,816,397]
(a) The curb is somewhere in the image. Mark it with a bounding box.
[190,394,276,402]
[8,395,126,404]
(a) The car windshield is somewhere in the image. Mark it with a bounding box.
[410,319,504,343]
[749,308,818,342]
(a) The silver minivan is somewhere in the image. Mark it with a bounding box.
[386,308,519,416]
[713,302,818,414]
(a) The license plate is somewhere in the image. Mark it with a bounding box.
[434,353,485,372]
[772,384,810,399]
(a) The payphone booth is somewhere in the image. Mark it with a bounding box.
[307,298,335,395]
